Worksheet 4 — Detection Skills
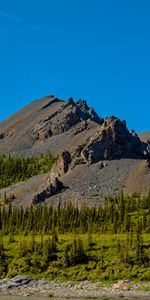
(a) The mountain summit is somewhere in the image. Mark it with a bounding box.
[0,95,149,207]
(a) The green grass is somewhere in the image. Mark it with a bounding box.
[1,232,150,281]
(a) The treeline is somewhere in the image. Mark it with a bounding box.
[0,153,57,189]
[0,192,150,234]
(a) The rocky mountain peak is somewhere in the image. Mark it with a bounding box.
[0,95,148,161]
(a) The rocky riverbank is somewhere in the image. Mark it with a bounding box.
[0,276,150,298]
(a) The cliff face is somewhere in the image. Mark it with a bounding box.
[0,95,149,206]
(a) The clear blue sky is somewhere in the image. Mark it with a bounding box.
[0,0,150,132]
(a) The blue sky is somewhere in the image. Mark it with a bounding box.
[0,0,150,132]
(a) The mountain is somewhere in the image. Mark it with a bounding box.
[0,95,149,207]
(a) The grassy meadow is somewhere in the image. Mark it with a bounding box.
[0,230,149,281]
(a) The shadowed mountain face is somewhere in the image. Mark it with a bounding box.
[0,95,149,207]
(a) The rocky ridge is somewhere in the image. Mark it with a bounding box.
[31,98,102,141]
[0,96,148,158]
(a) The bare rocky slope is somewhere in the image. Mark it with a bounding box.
[0,95,150,207]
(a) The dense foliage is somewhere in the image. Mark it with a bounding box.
[0,153,57,188]
[0,193,149,280]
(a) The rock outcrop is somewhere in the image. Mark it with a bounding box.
[32,151,71,205]
[47,151,71,183]
[70,116,146,164]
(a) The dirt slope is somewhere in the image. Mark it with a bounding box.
[0,96,64,154]
[123,160,150,195]
[139,131,150,142]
